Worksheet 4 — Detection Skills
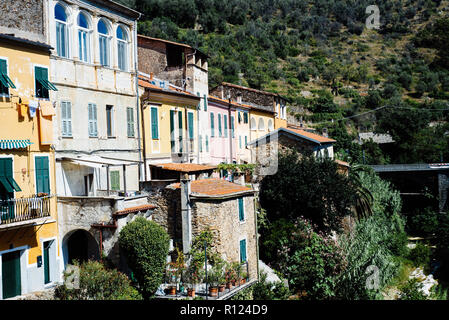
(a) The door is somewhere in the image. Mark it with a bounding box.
[2,251,21,299]
[84,174,93,196]
[43,241,52,284]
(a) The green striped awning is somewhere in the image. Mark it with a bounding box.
[0,139,33,149]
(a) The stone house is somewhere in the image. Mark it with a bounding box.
[144,177,258,281]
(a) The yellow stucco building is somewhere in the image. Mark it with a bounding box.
[0,34,61,299]
[138,76,201,180]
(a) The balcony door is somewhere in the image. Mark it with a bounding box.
[2,250,21,299]
[0,158,15,221]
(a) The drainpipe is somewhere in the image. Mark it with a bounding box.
[228,99,233,164]
[184,106,189,163]
[140,93,148,181]
[253,196,260,282]
[133,17,142,183]
[180,173,192,254]
[197,95,200,164]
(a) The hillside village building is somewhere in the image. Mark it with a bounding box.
[0,33,60,299]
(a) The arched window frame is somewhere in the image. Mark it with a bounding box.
[250,117,257,131]
[258,118,265,131]
[98,18,112,67]
[116,24,129,71]
[54,2,70,58]
[77,11,92,63]
[268,119,274,132]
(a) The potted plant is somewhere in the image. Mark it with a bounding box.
[206,267,220,297]
[240,271,248,284]
[231,262,242,285]
[185,262,203,298]
[166,247,186,296]
[224,262,235,289]
[166,263,178,295]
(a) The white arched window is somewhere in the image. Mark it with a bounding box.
[77,12,91,63]
[250,117,257,131]
[258,118,265,131]
[116,25,128,71]
[268,119,274,131]
[98,19,111,67]
[55,3,69,58]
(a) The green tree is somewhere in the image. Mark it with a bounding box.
[119,217,170,299]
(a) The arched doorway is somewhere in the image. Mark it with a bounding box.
[63,229,100,266]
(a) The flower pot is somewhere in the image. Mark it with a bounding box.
[168,286,176,296]
[226,282,233,289]
[240,278,246,284]
[231,280,236,286]
[209,286,218,297]
[218,285,225,292]
[187,288,195,298]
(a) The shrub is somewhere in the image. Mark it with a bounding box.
[408,242,431,268]
[252,272,290,300]
[408,207,439,237]
[54,260,141,300]
[119,217,170,299]
[398,278,427,300]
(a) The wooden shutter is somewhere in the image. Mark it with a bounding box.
[224,115,228,138]
[199,134,202,152]
[110,171,120,191]
[206,135,209,152]
[178,111,183,153]
[238,197,244,221]
[43,241,51,284]
[231,115,235,138]
[127,107,134,137]
[170,110,175,151]
[203,94,207,111]
[188,112,194,140]
[151,107,158,139]
[218,114,222,137]
[210,113,214,137]
[240,239,247,263]
[35,156,50,194]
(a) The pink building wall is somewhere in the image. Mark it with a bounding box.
[208,101,236,165]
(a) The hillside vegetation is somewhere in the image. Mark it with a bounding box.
[120,0,449,164]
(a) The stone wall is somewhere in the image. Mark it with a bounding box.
[192,195,258,280]
[210,85,274,112]
[0,0,46,43]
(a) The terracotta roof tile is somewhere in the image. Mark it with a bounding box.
[114,204,156,215]
[151,163,217,173]
[171,178,253,196]
[285,128,336,143]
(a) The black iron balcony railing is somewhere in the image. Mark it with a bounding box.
[0,195,53,225]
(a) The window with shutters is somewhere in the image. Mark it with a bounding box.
[206,135,209,152]
[239,238,247,263]
[224,115,228,138]
[203,94,207,111]
[61,101,72,137]
[35,67,49,99]
[245,136,248,147]
[127,107,134,137]
[110,171,120,191]
[106,105,114,137]
[170,110,175,152]
[150,107,158,139]
[244,112,248,124]
[238,197,245,222]
[239,136,242,149]
[188,112,194,152]
[218,114,222,137]
[0,59,15,96]
[199,134,202,153]
[88,103,97,137]
[35,156,50,195]
[55,3,69,58]
[231,115,235,138]
[178,111,183,153]
[210,113,214,137]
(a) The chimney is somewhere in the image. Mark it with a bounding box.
[323,128,328,137]
[180,173,192,254]
[150,72,154,80]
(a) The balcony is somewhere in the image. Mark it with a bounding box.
[0,195,53,229]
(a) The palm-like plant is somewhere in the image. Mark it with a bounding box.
[349,165,374,220]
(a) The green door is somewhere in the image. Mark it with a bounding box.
[35,156,50,195]
[2,251,21,299]
[43,241,51,284]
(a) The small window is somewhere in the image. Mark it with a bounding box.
[88,103,98,137]
[258,118,265,131]
[150,107,158,139]
[55,3,69,58]
[243,112,248,124]
[250,117,256,131]
[61,101,72,137]
[238,197,245,221]
[110,170,120,191]
[106,105,114,137]
[239,239,247,263]
[0,59,16,96]
[35,66,57,98]
[117,25,128,71]
[127,107,134,137]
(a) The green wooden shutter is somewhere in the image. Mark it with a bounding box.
[110,171,120,191]
[245,136,248,146]
[244,112,248,123]
[224,115,228,138]
[35,156,50,194]
[218,114,222,137]
[210,113,214,137]
[170,110,175,151]
[240,239,247,263]
[196,92,201,110]
[238,197,244,221]
[239,136,242,149]
[206,135,209,152]
[127,107,135,137]
[188,112,194,139]
[199,134,202,152]
[178,111,183,153]
[203,94,207,111]
[151,107,158,139]
[231,115,235,138]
